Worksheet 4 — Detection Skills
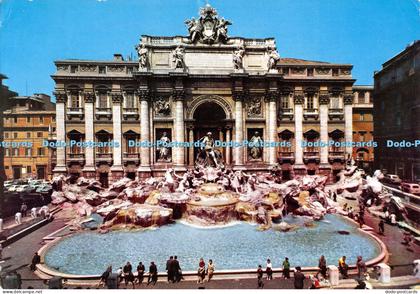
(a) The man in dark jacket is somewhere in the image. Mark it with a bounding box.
[172,256,181,282]
[294,266,306,289]
[166,256,174,282]
[148,261,158,286]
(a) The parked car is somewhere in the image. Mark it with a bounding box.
[8,185,19,192]
[35,184,52,194]
[382,174,402,185]
[16,185,36,193]
[401,182,420,195]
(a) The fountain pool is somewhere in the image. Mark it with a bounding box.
[44,214,381,275]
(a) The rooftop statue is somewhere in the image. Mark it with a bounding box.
[185,4,232,44]
[267,46,280,71]
[135,43,149,69]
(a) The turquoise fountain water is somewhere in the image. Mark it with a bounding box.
[44,214,380,275]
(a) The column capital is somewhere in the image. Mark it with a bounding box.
[172,89,185,101]
[111,92,123,103]
[265,90,278,102]
[54,91,67,103]
[137,89,150,101]
[84,92,95,103]
[343,94,353,105]
[233,90,246,102]
[319,94,330,105]
[293,92,305,105]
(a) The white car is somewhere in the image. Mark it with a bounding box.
[8,185,19,192]
[16,185,30,193]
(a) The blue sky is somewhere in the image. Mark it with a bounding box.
[1,0,419,98]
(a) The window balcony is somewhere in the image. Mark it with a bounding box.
[67,152,85,164]
[278,150,294,164]
[123,108,139,120]
[328,150,345,162]
[329,108,344,120]
[66,107,84,120]
[95,108,112,120]
[95,152,113,165]
[279,108,294,121]
[303,149,320,163]
[123,152,140,164]
[303,108,318,120]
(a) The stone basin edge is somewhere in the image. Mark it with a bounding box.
[35,216,388,281]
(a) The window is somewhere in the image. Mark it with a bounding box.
[332,69,339,76]
[27,166,32,174]
[40,116,44,123]
[70,93,80,108]
[306,94,315,109]
[359,133,365,141]
[13,133,18,139]
[5,148,10,156]
[99,66,106,74]
[13,148,19,156]
[38,148,45,156]
[37,132,43,138]
[70,65,78,73]
[358,91,365,104]
[27,117,31,123]
[26,132,31,138]
[14,117,18,123]
[25,148,32,157]
[125,93,135,108]
[98,92,108,108]
[4,132,9,139]
[281,95,289,109]
[360,113,365,121]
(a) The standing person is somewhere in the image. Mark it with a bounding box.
[166,256,174,283]
[293,266,305,289]
[282,257,290,279]
[197,258,206,284]
[172,256,181,283]
[356,256,367,281]
[318,255,327,278]
[123,261,133,286]
[338,256,348,278]
[358,213,365,228]
[266,258,273,280]
[0,243,3,260]
[147,262,158,286]
[207,259,215,282]
[379,219,385,235]
[98,266,112,288]
[30,252,41,271]
[257,265,264,288]
[117,267,123,283]
[136,262,145,284]
[20,202,28,217]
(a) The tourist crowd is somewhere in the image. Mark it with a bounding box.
[94,253,370,289]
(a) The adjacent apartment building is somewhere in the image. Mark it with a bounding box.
[2,94,56,180]
[352,86,374,173]
[374,40,420,182]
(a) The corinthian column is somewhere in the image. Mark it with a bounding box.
[111,92,124,180]
[319,94,330,166]
[53,91,67,175]
[137,89,151,177]
[293,92,306,175]
[233,92,245,169]
[267,91,278,166]
[344,94,354,160]
[173,89,186,170]
[81,92,96,178]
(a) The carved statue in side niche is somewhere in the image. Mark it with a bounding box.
[249,131,264,160]
[157,131,171,162]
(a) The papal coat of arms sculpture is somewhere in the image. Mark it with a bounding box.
[184,4,232,44]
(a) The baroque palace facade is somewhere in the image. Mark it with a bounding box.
[52,5,355,185]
